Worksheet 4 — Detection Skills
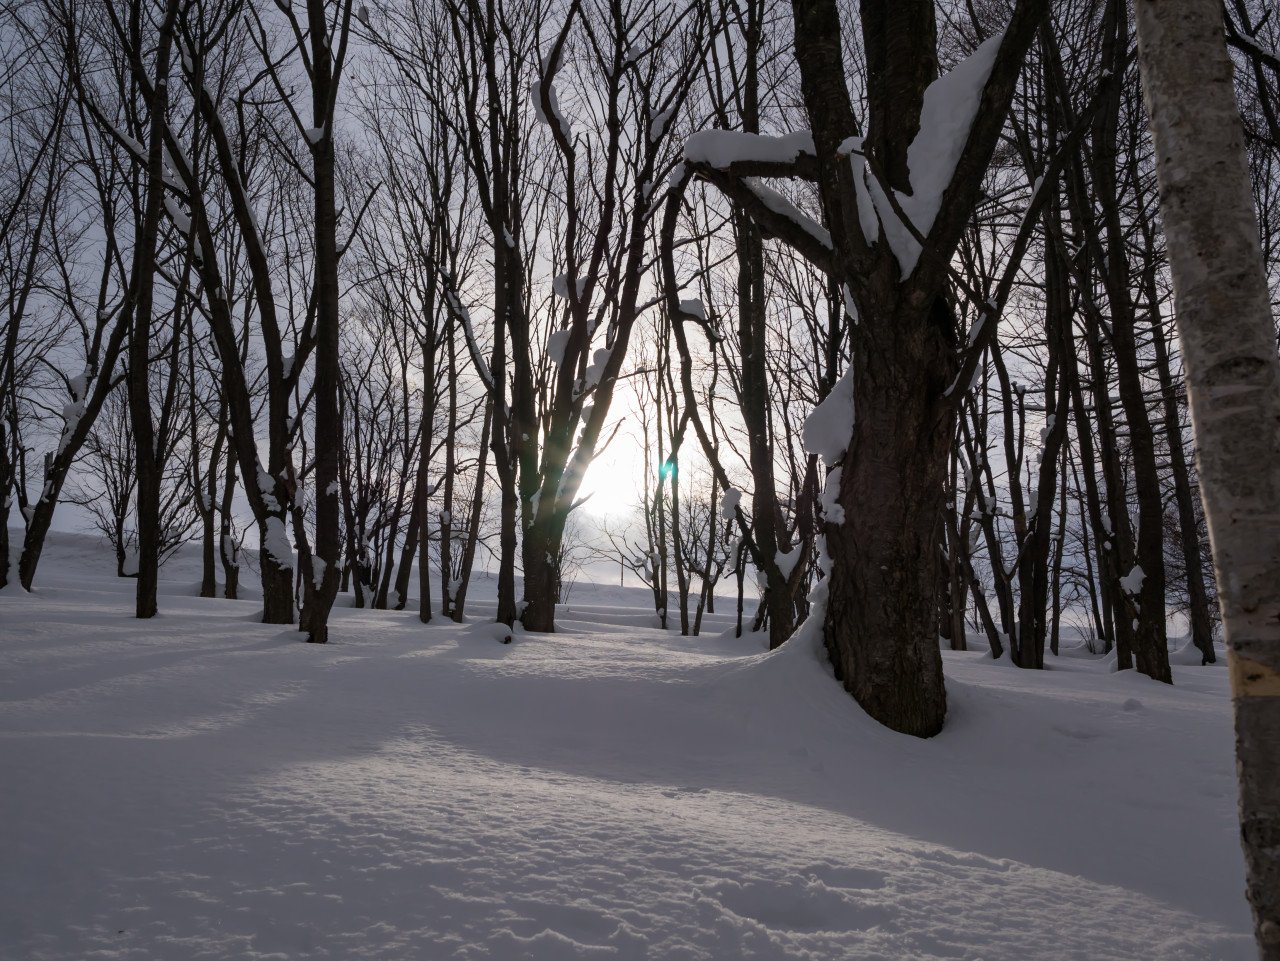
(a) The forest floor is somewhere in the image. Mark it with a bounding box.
[0,532,1254,960]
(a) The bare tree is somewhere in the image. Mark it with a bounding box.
[67,386,196,575]
[0,7,70,588]
[664,0,1049,735]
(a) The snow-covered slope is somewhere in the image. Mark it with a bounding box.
[0,535,1252,960]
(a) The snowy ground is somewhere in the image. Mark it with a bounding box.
[0,533,1254,960]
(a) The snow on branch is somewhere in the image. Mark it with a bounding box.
[532,78,571,139]
[864,32,1005,276]
[741,178,832,252]
[683,129,815,171]
[260,516,295,573]
[802,368,854,468]
[649,107,675,144]
[547,329,571,367]
[106,120,146,162]
[534,18,575,147]
[444,287,495,393]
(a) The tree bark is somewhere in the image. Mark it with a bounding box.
[1135,0,1280,953]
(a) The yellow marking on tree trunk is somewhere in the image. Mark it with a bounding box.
[1229,652,1280,697]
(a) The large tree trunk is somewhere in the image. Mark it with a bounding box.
[730,0,1042,736]
[824,306,953,738]
[1135,1,1280,954]
[259,517,296,622]
[520,517,561,632]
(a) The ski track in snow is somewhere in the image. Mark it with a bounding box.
[0,533,1254,960]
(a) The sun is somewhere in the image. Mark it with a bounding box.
[576,441,643,520]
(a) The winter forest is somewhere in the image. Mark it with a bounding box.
[3,0,1280,957]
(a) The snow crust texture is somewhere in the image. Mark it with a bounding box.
[0,533,1253,961]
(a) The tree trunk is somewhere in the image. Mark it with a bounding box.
[126,0,179,620]
[1148,283,1217,664]
[1108,276,1171,683]
[494,450,519,627]
[520,518,560,632]
[437,334,458,617]
[415,420,432,624]
[388,503,417,612]
[1014,236,1071,669]
[199,497,216,597]
[1135,1,1280,953]
[258,516,296,622]
[18,320,128,593]
[0,417,9,591]
[1091,0,1170,684]
[451,398,491,622]
[195,399,224,600]
[219,450,239,600]
[297,0,344,644]
[824,311,952,738]
[787,0,1048,735]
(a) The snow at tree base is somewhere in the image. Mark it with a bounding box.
[0,533,1252,960]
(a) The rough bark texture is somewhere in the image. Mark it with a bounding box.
[1135,0,1280,954]
[824,310,954,737]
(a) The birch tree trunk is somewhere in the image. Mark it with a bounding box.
[1135,1,1280,954]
